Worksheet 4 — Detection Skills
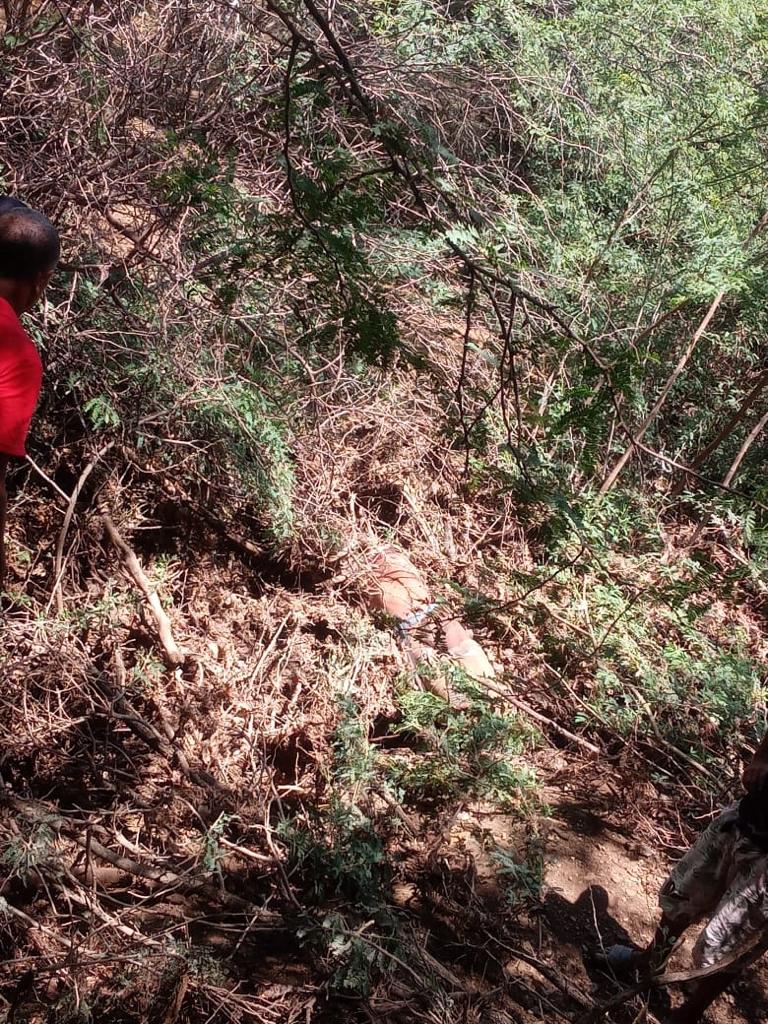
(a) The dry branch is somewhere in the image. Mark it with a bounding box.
[51,442,114,613]
[7,794,283,928]
[102,512,186,666]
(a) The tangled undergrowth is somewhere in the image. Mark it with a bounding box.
[2,0,768,1022]
[3,366,767,1023]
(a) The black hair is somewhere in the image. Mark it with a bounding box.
[0,207,60,280]
[0,196,28,215]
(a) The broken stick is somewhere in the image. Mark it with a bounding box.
[102,512,185,666]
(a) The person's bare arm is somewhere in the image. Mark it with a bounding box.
[0,454,8,593]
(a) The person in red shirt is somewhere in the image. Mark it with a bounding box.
[0,201,60,592]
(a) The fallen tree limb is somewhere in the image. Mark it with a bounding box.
[102,512,186,666]
[6,795,282,928]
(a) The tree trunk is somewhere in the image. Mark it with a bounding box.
[722,406,768,487]
[599,289,726,497]
[670,369,768,495]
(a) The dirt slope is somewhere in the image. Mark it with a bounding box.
[3,372,768,1023]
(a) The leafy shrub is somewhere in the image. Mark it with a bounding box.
[388,674,537,806]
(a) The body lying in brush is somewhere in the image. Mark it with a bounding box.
[604,731,768,1023]
[0,198,60,594]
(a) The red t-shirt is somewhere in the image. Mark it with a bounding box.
[0,297,43,457]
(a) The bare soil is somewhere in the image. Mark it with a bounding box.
[4,458,768,1023]
[530,777,768,1024]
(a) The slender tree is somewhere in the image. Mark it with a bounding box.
[670,369,768,495]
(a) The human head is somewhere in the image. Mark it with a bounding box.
[0,196,28,214]
[0,205,60,314]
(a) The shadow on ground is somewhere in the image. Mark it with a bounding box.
[540,799,768,1024]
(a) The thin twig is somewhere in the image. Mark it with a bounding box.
[50,442,113,613]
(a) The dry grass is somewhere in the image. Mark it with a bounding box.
[2,3,767,1022]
